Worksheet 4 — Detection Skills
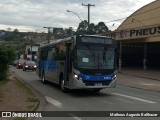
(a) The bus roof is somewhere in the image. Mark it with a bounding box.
[80,34,114,39]
[39,36,75,48]
[39,35,114,49]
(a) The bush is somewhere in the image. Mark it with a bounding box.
[0,45,15,80]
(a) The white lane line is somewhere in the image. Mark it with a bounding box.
[115,98,134,104]
[68,113,82,120]
[45,96,63,108]
[113,93,157,104]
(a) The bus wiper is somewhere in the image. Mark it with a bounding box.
[85,44,97,68]
[103,45,107,62]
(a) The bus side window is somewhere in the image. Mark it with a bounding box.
[54,47,65,60]
[51,48,56,60]
[47,50,52,61]
[41,48,49,60]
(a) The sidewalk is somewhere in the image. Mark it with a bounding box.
[119,68,160,81]
[117,68,160,92]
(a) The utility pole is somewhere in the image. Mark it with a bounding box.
[43,27,53,43]
[82,3,95,27]
[30,36,33,61]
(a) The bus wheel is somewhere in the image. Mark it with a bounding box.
[42,73,47,84]
[60,79,68,93]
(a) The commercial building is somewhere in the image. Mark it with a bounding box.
[106,0,160,70]
[24,45,39,61]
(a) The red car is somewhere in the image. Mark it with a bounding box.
[23,61,37,71]
[16,59,25,69]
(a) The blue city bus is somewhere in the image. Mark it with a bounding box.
[36,35,117,92]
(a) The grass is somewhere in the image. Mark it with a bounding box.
[0,78,9,86]
[0,79,9,102]
[27,97,39,110]
[14,77,39,111]
[0,92,4,102]
[0,73,39,120]
[15,77,35,96]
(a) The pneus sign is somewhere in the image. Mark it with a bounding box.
[115,25,160,40]
[130,25,160,37]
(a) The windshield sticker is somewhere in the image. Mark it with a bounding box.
[82,58,89,63]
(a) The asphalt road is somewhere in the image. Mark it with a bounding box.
[10,66,160,120]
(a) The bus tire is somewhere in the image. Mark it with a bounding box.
[60,79,68,93]
[42,72,47,84]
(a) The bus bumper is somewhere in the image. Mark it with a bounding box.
[68,77,116,89]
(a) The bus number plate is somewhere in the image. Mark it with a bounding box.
[95,83,102,86]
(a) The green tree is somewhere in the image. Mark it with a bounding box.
[53,28,65,39]
[88,23,96,34]
[13,28,19,33]
[7,28,11,31]
[76,21,109,35]
[76,20,88,35]
[1,32,16,41]
[65,27,75,37]
[0,29,25,41]
[0,45,15,80]
[53,27,75,39]
[96,22,109,33]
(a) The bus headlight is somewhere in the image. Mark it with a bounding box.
[73,74,83,82]
[74,74,78,79]
[112,75,117,80]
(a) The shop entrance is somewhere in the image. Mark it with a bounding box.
[147,42,160,70]
[117,41,160,70]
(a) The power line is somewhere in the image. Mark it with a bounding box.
[103,6,160,24]
[104,17,127,23]
[122,15,160,27]
[132,6,160,17]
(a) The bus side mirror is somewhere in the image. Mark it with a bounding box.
[71,50,74,60]
[71,49,75,60]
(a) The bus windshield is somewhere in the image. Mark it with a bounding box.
[74,44,115,70]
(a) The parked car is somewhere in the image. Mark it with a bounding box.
[16,59,25,69]
[23,61,37,71]
[13,60,19,66]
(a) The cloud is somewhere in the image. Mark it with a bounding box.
[0,0,155,32]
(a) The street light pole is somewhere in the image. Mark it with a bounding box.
[43,27,53,43]
[28,32,33,61]
[66,10,82,22]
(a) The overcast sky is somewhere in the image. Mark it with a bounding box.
[0,0,155,32]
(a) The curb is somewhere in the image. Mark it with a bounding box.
[117,82,160,93]
[119,72,160,81]
[11,70,47,112]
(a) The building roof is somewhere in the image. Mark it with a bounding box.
[117,0,160,31]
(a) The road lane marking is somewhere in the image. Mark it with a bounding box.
[113,93,157,104]
[68,113,82,120]
[115,98,134,104]
[45,96,63,108]
[142,83,155,86]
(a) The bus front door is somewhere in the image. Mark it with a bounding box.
[64,43,72,87]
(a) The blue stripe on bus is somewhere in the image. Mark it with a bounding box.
[40,61,56,71]
[79,73,115,81]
